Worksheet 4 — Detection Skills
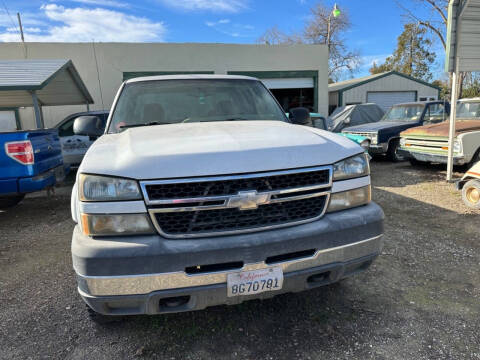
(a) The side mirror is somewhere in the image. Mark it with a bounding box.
[73,116,105,137]
[289,107,311,126]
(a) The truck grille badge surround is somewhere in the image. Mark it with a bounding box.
[140,166,332,239]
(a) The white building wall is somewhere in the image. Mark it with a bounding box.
[0,42,328,129]
[342,73,439,104]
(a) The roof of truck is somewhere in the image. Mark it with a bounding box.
[125,74,258,83]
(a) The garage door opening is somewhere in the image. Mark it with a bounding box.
[270,88,314,112]
[261,77,315,112]
[367,91,416,112]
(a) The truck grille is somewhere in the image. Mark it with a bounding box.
[144,169,330,200]
[154,196,327,236]
[402,136,449,153]
[140,167,332,238]
[343,131,375,138]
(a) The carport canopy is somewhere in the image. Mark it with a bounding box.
[445,0,480,181]
[0,59,93,128]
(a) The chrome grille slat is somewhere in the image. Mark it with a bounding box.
[140,166,332,239]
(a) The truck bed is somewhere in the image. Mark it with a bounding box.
[0,129,64,196]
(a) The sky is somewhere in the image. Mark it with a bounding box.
[0,0,448,79]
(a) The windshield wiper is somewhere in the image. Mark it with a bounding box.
[120,121,172,129]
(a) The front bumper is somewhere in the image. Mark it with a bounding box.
[73,202,384,315]
[368,143,388,155]
[398,149,466,165]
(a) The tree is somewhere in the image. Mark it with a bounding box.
[395,0,448,51]
[369,23,436,81]
[256,25,303,45]
[257,1,360,81]
[369,61,391,75]
[303,3,360,81]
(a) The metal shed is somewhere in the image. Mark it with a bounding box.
[0,59,93,129]
[445,0,480,181]
[328,71,441,113]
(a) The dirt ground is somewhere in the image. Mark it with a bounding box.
[0,161,479,360]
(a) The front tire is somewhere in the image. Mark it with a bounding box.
[0,195,25,209]
[387,139,405,162]
[462,179,480,209]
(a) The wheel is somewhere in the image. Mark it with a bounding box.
[86,304,122,325]
[0,195,25,209]
[387,139,405,162]
[462,179,480,209]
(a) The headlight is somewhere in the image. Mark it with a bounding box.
[400,138,406,147]
[370,134,378,145]
[360,139,370,150]
[79,174,141,201]
[453,139,462,154]
[80,213,154,236]
[333,154,370,181]
[327,185,371,213]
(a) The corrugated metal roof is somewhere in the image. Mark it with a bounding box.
[328,72,390,92]
[328,70,440,93]
[0,59,69,88]
[446,0,480,72]
[0,59,93,106]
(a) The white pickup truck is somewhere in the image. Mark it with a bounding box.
[71,75,384,320]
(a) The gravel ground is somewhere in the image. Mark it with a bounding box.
[0,161,479,360]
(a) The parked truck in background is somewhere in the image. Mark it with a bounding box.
[399,98,480,167]
[70,75,384,321]
[0,129,65,208]
[342,101,450,162]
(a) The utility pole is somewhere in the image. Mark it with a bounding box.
[17,12,27,58]
[17,13,24,42]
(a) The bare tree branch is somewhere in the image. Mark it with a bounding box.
[418,20,446,49]
[395,0,446,50]
[424,0,448,25]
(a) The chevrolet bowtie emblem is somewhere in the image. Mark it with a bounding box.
[227,190,270,210]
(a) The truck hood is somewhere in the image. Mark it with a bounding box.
[79,121,362,179]
[343,121,415,133]
[401,120,480,137]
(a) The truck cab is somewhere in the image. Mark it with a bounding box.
[342,101,450,161]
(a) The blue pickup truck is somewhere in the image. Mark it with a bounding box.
[342,101,450,161]
[0,129,65,208]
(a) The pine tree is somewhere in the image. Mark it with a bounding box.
[369,23,436,81]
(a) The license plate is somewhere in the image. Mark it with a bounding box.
[227,267,283,297]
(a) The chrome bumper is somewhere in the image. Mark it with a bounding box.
[401,150,466,165]
[76,235,383,297]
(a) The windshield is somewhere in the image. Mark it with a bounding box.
[456,101,480,119]
[108,79,287,133]
[381,105,424,122]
